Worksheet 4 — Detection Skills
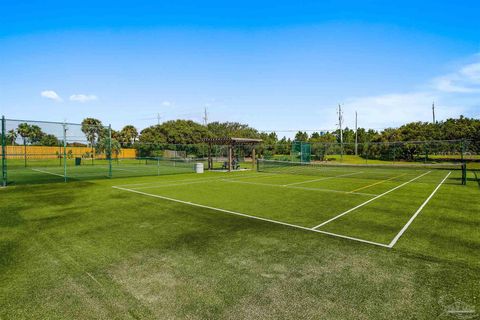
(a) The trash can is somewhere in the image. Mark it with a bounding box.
[195,162,204,173]
[75,157,82,166]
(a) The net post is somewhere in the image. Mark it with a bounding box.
[1,116,7,187]
[108,125,112,178]
[462,163,467,185]
[461,139,465,162]
[63,122,67,182]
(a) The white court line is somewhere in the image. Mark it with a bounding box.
[116,174,273,189]
[134,176,282,190]
[312,171,432,230]
[283,171,364,186]
[115,172,268,188]
[222,178,377,196]
[113,167,157,172]
[133,179,220,190]
[130,174,375,195]
[348,173,407,193]
[31,168,65,178]
[388,171,451,248]
[112,186,390,248]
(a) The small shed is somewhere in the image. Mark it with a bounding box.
[203,137,263,171]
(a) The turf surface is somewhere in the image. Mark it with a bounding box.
[0,167,479,319]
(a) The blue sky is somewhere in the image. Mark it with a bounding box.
[1,1,479,135]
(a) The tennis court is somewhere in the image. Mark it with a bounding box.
[112,159,464,248]
[4,158,200,184]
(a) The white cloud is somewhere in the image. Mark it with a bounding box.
[69,94,98,103]
[432,76,477,93]
[162,101,172,107]
[432,61,480,93]
[343,92,457,128]
[339,55,480,129]
[40,90,63,102]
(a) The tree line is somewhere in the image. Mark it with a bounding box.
[2,116,478,160]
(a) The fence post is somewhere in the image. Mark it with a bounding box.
[108,125,112,178]
[63,123,67,182]
[1,116,6,187]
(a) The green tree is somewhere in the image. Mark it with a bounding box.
[207,122,260,139]
[96,137,121,159]
[274,137,292,157]
[28,125,44,145]
[140,120,210,145]
[137,120,210,158]
[40,134,60,146]
[81,118,104,162]
[120,125,138,146]
[81,118,104,147]
[294,131,309,142]
[6,129,17,146]
[16,123,33,167]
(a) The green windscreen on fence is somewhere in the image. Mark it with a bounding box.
[291,141,311,163]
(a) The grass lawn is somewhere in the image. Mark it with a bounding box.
[1,163,479,319]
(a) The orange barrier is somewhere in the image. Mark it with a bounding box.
[1,145,137,159]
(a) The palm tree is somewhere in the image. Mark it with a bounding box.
[81,118,103,164]
[6,129,17,146]
[16,123,32,167]
[96,137,121,160]
[28,125,44,145]
[120,125,138,146]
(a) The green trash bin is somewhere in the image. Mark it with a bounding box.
[75,157,82,166]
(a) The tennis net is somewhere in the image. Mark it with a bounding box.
[257,159,467,185]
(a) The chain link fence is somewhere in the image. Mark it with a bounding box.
[1,116,478,186]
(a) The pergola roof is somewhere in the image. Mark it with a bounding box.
[203,137,263,145]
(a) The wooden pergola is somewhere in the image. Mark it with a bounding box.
[203,137,263,171]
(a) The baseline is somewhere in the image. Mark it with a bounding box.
[114,172,267,188]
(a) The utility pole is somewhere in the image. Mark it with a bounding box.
[203,107,208,126]
[157,113,161,125]
[337,104,344,160]
[432,101,436,124]
[355,111,358,156]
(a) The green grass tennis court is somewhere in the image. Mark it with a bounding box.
[1,160,479,319]
[111,160,466,248]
